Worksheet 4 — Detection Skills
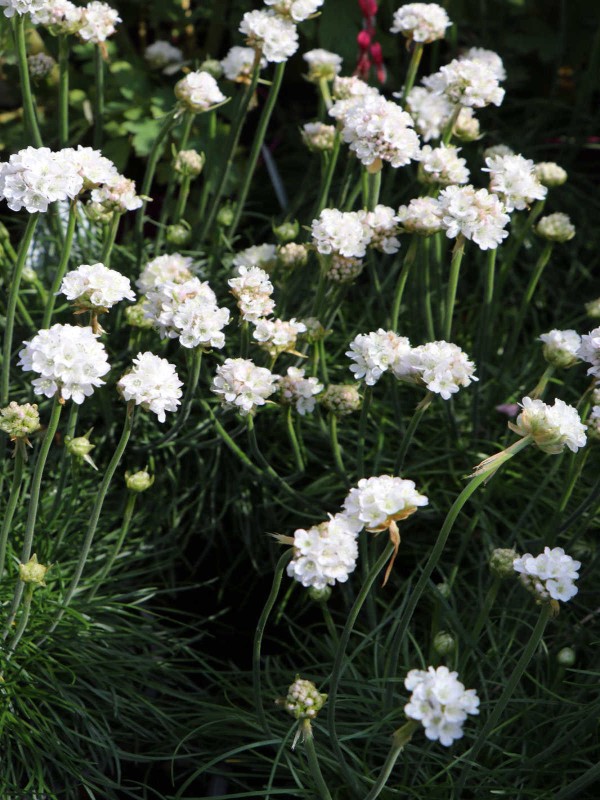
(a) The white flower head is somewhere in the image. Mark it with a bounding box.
[534,162,568,188]
[347,330,412,386]
[461,47,506,82]
[54,145,118,191]
[405,86,453,142]
[228,265,275,323]
[265,0,323,22]
[418,144,469,186]
[239,9,299,63]
[18,324,110,403]
[118,352,182,422]
[390,3,451,43]
[513,547,581,603]
[60,262,135,309]
[0,0,46,18]
[145,40,183,71]
[423,57,505,108]
[303,48,342,82]
[32,0,82,33]
[301,121,336,152]
[232,243,278,272]
[211,357,278,416]
[407,341,477,399]
[360,205,401,254]
[438,185,511,250]
[342,475,429,532]
[311,208,372,258]
[0,147,83,213]
[90,174,142,213]
[484,154,547,212]
[577,327,600,377]
[539,329,581,369]
[396,196,444,235]
[175,70,226,113]
[78,1,120,43]
[404,666,480,746]
[279,367,323,415]
[252,317,306,357]
[509,396,587,454]
[136,253,194,293]
[221,46,266,82]
[536,212,575,243]
[287,513,360,590]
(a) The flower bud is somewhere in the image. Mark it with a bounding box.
[21,265,38,283]
[308,586,332,603]
[326,254,364,284]
[301,122,336,153]
[174,149,206,178]
[199,58,224,80]
[124,300,154,330]
[536,213,575,243]
[279,677,327,720]
[436,581,451,599]
[217,204,235,227]
[0,402,41,440]
[585,297,600,319]
[278,242,309,269]
[539,329,581,369]
[556,647,576,666]
[273,220,299,243]
[174,70,226,114]
[166,224,191,246]
[85,200,113,224]
[489,548,519,578]
[534,162,568,187]
[28,52,56,80]
[453,109,480,142]
[125,470,155,492]
[65,433,97,469]
[19,554,49,586]
[433,631,456,656]
[321,384,362,416]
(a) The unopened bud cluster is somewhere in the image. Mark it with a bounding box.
[321,384,361,415]
[174,149,205,178]
[125,469,155,492]
[536,213,575,243]
[281,677,327,720]
[0,402,41,439]
[19,554,49,586]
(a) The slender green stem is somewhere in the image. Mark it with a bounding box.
[443,234,466,340]
[100,211,120,266]
[402,42,424,102]
[42,201,78,328]
[48,402,135,634]
[455,604,552,794]
[0,441,26,581]
[173,175,191,223]
[302,720,333,800]
[1,214,38,406]
[58,35,69,147]
[230,62,286,237]
[314,132,341,217]
[441,104,461,146]
[530,364,555,399]
[253,550,293,733]
[14,15,42,147]
[329,413,347,480]
[7,584,34,655]
[49,402,78,522]
[364,721,419,800]
[318,77,333,111]
[327,542,395,793]
[393,393,433,474]
[93,46,104,149]
[499,199,546,281]
[356,385,372,479]
[88,492,137,599]
[201,400,263,476]
[421,237,435,340]
[472,248,497,434]
[2,397,62,640]
[367,169,382,211]
[390,236,418,329]
[470,575,501,644]
[285,406,304,472]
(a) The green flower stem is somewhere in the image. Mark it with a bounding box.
[7,584,34,656]
[0,441,26,582]
[311,257,328,319]
[302,720,333,800]
[198,56,262,238]
[402,42,424,102]
[48,401,135,634]
[469,574,501,646]
[367,168,382,211]
[328,414,347,481]
[201,400,263,477]
[499,199,546,282]
[318,77,333,111]
[154,347,202,449]
[253,549,293,733]
[421,237,435,340]
[1,213,38,406]
[93,46,104,149]
[390,236,418,329]
[14,15,43,147]
[100,211,120,266]
[135,107,179,259]
[313,132,341,217]
[58,35,69,147]
[2,396,62,641]
[356,384,372,479]
[88,491,137,599]
[393,392,433,474]
[443,234,466,341]
[229,62,286,238]
[285,405,304,472]
[327,541,395,794]
[455,603,553,794]
[173,174,191,224]
[383,437,532,712]
[502,241,553,369]
[530,364,555,399]
[364,721,419,800]
[441,104,461,146]
[471,248,497,434]
[49,401,78,522]
[42,201,78,328]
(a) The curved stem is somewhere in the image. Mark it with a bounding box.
[1,213,39,406]
[393,392,433,474]
[443,234,466,341]
[313,133,341,217]
[88,491,137,599]
[402,43,424,102]
[173,175,191,224]
[47,402,135,634]
[42,201,77,328]
[58,35,69,147]
[0,441,26,581]
[441,104,461,146]
[253,550,293,732]
[329,413,347,480]
[302,720,333,800]
[285,406,304,472]
[499,199,546,281]
[14,15,42,147]
[100,211,120,266]
[230,62,286,238]
[93,46,104,149]
[356,385,372,479]
[7,584,34,656]
[364,721,419,800]
[390,236,418,330]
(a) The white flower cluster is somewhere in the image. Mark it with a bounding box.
[278,367,323,415]
[578,327,600,376]
[252,317,306,356]
[534,161,568,187]
[484,154,547,211]
[32,1,82,33]
[332,93,421,169]
[390,3,450,43]
[145,40,183,71]
[65,145,118,188]
[303,48,342,82]
[423,57,505,108]
[136,253,194,293]
[118,352,182,422]
[362,205,401,254]
[397,196,444,235]
[311,209,371,258]
[347,330,412,386]
[301,121,336,152]
[404,666,480,746]
[287,514,360,589]
[175,70,226,113]
[60,262,135,309]
[461,47,506,82]
[90,175,142,213]
[539,329,581,369]
[221,46,266,82]
[211,357,278,415]
[509,396,587,454]
[282,678,327,720]
[232,243,278,272]
[418,145,469,186]
[342,475,429,531]
[78,1,120,43]
[536,212,576,243]
[19,324,110,403]
[144,278,229,350]
[438,185,511,250]
[228,266,275,323]
[513,547,581,603]
[0,146,83,213]
[265,0,323,22]
[0,0,46,17]
[405,86,479,142]
[239,9,299,63]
